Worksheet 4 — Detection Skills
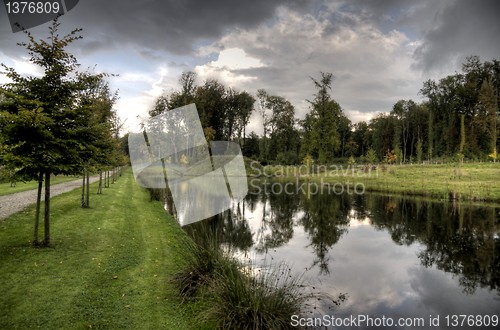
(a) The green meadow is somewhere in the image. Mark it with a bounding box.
[0,170,197,329]
[261,162,500,204]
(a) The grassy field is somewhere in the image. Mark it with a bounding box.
[0,170,196,329]
[0,175,82,196]
[262,162,500,203]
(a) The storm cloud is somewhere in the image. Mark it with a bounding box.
[1,0,499,132]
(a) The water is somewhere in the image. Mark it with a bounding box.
[181,181,500,329]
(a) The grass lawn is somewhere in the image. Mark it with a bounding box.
[266,162,500,203]
[0,170,196,329]
[0,175,81,196]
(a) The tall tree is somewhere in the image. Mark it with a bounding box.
[477,78,498,161]
[257,91,297,164]
[307,72,341,164]
[392,100,416,163]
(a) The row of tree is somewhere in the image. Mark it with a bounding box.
[0,19,127,246]
[152,55,498,165]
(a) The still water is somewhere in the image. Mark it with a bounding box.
[180,181,500,329]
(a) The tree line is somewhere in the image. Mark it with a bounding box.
[0,19,127,246]
[151,55,499,165]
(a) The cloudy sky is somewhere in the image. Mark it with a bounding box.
[1,0,499,134]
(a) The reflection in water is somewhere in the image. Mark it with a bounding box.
[177,181,500,325]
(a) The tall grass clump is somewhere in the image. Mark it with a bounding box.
[197,262,307,329]
[171,221,308,329]
[170,233,227,299]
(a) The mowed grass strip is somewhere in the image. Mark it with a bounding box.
[0,170,196,329]
[0,175,82,196]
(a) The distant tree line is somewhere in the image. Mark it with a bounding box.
[153,55,498,165]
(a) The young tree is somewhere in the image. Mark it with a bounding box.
[0,19,106,246]
[75,72,119,205]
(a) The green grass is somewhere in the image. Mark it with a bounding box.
[171,222,308,329]
[0,175,81,196]
[0,170,197,329]
[266,162,500,203]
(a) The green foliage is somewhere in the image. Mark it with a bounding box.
[420,56,500,160]
[242,131,260,159]
[416,139,423,164]
[302,72,342,164]
[394,145,403,164]
[276,151,298,165]
[257,89,299,164]
[459,113,466,153]
[150,71,256,154]
[302,154,314,172]
[365,148,377,164]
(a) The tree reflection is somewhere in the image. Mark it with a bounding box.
[367,195,500,294]
[416,204,500,294]
[298,187,350,274]
[179,181,500,294]
[254,185,300,253]
[184,202,253,252]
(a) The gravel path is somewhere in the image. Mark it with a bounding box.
[0,175,101,220]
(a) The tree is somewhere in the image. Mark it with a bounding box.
[352,121,369,157]
[0,19,106,246]
[224,88,254,144]
[370,114,396,160]
[338,114,352,158]
[257,89,272,162]
[365,148,377,164]
[418,56,499,160]
[256,90,297,163]
[242,131,260,159]
[75,72,119,204]
[195,79,227,141]
[477,78,498,161]
[306,72,342,164]
[392,100,416,163]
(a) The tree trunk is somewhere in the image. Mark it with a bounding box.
[97,171,103,194]
[86,170,90,207]
[459,113,465,153]
[81,170,86,207]
[43,171,51,246]
[33,171,43,246]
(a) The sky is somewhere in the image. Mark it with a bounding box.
[1,0,499,134]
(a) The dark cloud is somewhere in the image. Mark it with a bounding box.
[413,0,500,72]
[0,0,309,57]
[323,0,499,73]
